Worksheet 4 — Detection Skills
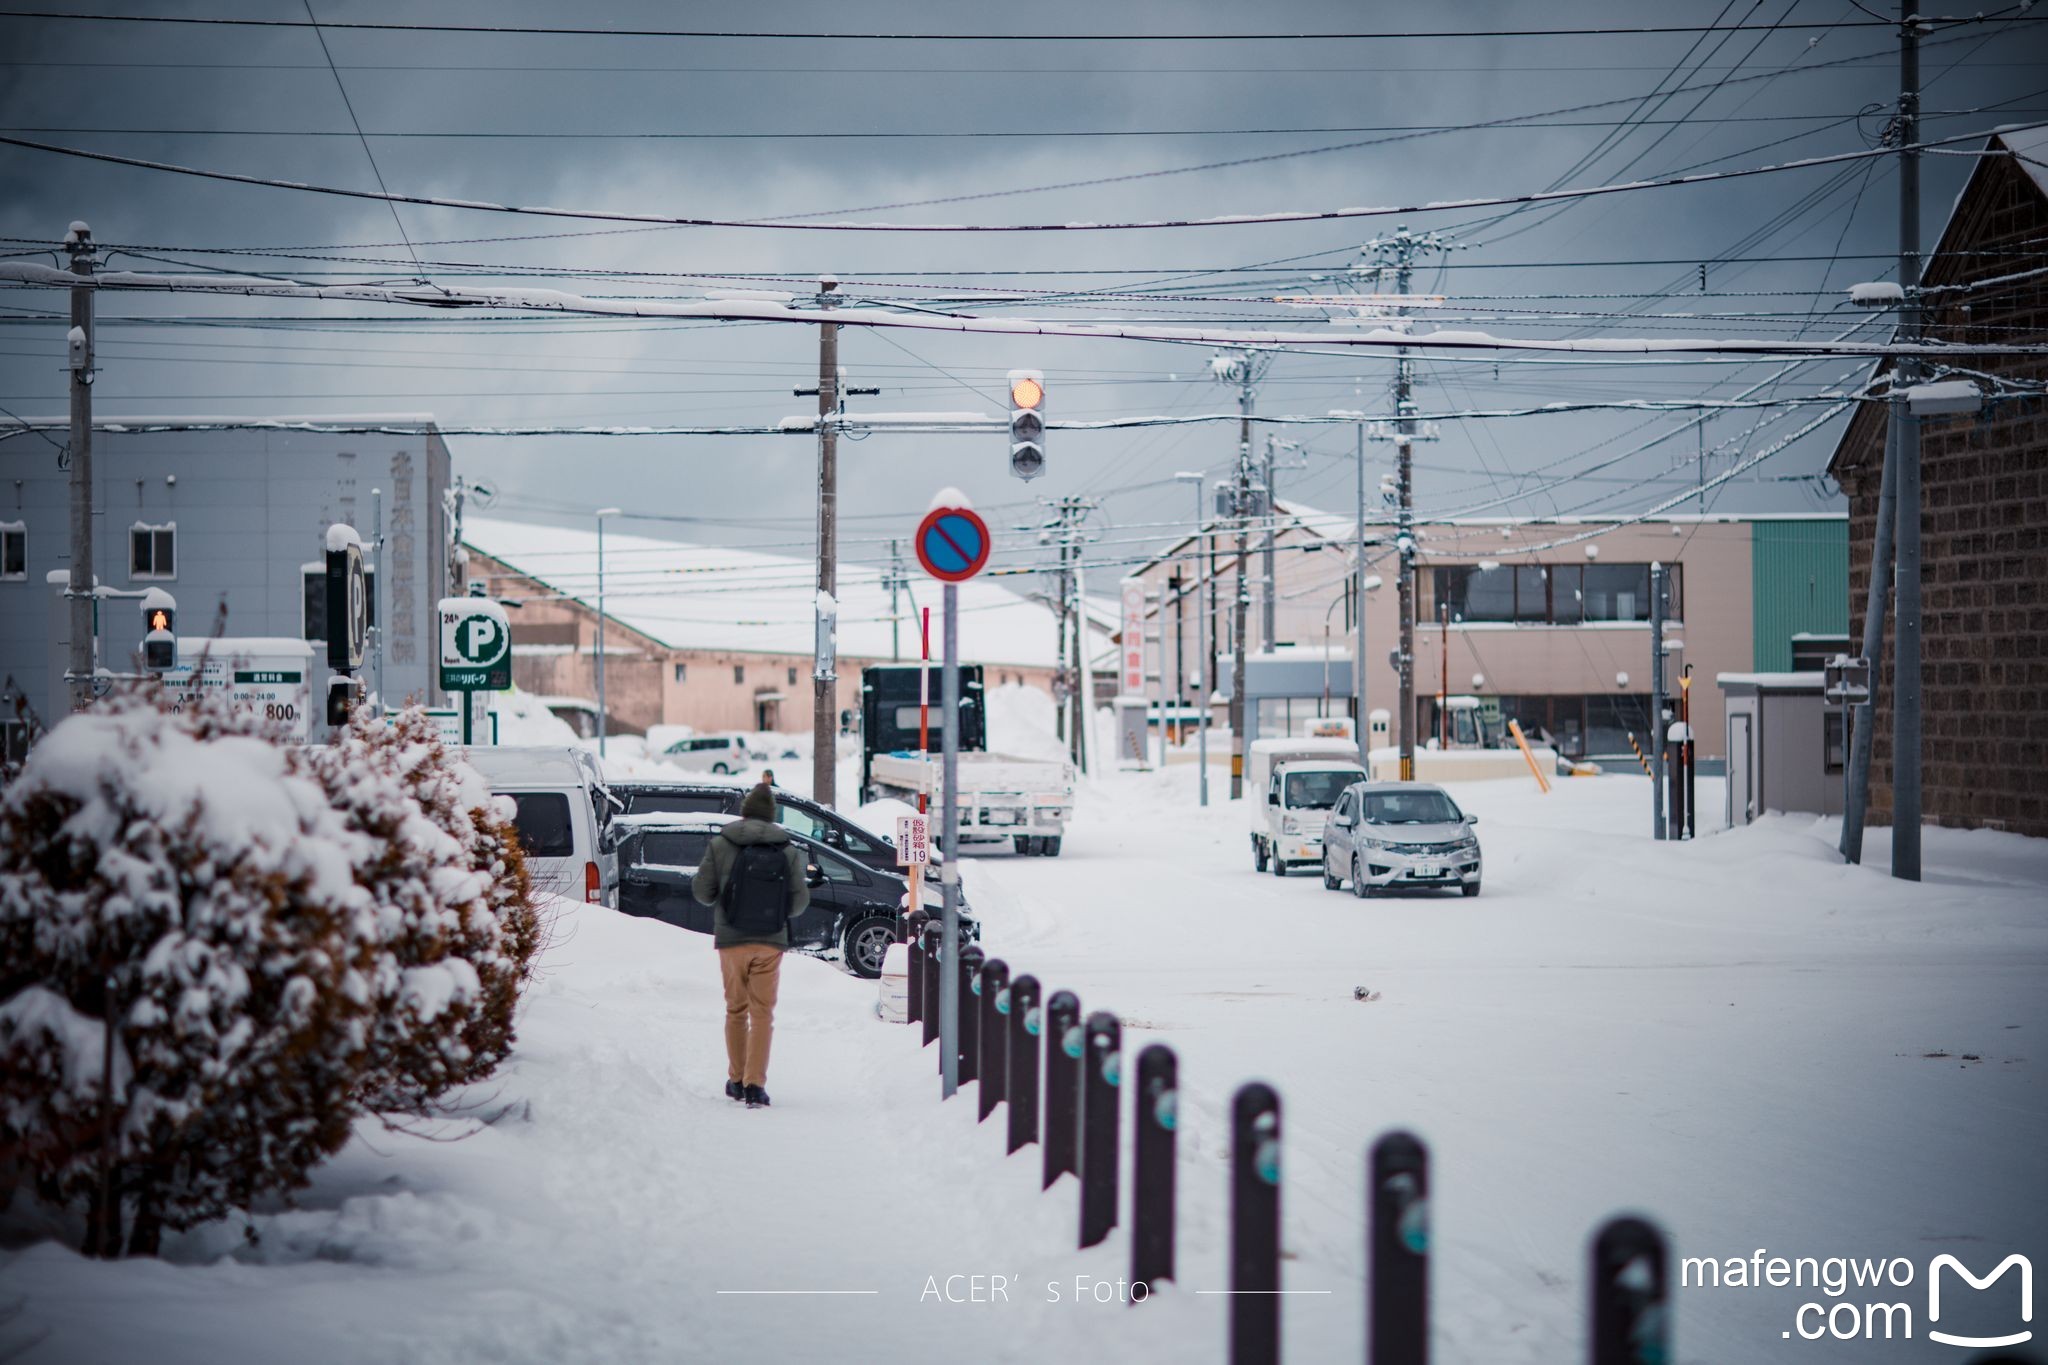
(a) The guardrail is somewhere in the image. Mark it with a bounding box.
[901,909,1677,1365]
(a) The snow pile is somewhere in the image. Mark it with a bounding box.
[0,690,539,1256]
[488,688,582,747]
[984,681,1067,762]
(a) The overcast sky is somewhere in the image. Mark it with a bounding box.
[4,0,2045,580]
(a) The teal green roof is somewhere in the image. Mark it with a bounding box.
[1751,519,1849,671]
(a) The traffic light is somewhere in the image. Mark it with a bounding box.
[1007,369,1046,481]
[139,590,176,672]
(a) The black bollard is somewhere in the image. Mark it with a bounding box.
[905,909,929,1027]
[1042,990,1082,1189]
[1079,1010,1122,1249]
[957,944,984,1086]
[1230,1081,1282,1365]
[1131,1043,1177,1294]
[1006,974,1041,1156]
[1589,1216,1668,1365]
[977,959,1010,1123]
[1370,1131,1430,1365]
[920,921,942,1049]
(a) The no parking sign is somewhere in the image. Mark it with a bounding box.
[915,504,991,582]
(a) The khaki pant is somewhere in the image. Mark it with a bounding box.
[718,943,783,1087]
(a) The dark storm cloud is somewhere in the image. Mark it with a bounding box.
[4,0,2045,555]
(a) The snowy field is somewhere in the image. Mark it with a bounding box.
[5,763,2044,1364]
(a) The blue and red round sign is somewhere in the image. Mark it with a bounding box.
[915,505,992,583]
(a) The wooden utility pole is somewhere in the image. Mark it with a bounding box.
[65,222,95,713]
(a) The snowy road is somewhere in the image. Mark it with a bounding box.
[5,768,2043,1364]
[964,767,2048,1362]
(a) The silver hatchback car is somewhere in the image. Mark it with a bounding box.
[1321,781,1482,898]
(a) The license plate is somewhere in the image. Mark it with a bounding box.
[1415,864,1441,878]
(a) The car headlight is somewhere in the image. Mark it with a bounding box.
[1282,816,1303,836]
[1362,836,1388,851]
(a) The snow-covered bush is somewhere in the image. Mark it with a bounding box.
[309,708,538,1113]
[0,691,538,1256]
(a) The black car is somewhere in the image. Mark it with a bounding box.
[609,780,904,875]
[611,813,976,979]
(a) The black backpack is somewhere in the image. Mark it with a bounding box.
[721,837,790,936]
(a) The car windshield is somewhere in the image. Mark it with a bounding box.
[637,830,712,868]
[629,791,733,816]
[1357,789,1463,825]
[1284,770,1355,810]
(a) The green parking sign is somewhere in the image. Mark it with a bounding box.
[438,598,511,692]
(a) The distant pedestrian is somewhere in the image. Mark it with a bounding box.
[760,768,776,788]
[692,783,809,1108]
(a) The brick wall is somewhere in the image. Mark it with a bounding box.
[1835,143,2048,838]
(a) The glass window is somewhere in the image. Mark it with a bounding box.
[130,523,176,580]
[1514,565,1549,622]
[733,665,745,684]
[840,822,882,856]
[776,802,826,839]
[1283,770,1354,809]
[812,848,860,883]
[1460,565,1514,622]
[1357,789,1464,825]
[787,666,798,686]
[673,663,687,683]
[1549,564,1584,624]
[1824,711,1846,773]
[1582,564,1650,621]
[893,705,944,730]
[627,791,733,816]
[506,792,574,858]
[639,830,712,868]
[1,525,24,580]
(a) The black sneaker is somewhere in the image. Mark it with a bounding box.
[725,1080,745,1102]
[743,1085,771,1109]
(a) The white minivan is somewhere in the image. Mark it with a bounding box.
[460,745,620,907]
[660,733,754,776]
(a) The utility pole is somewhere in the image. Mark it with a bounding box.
[1214,349,1266,798]
[811,276,840,807]
[1261,433,1278,650]
[1354,419,1369,764]
[888,538,903,661]
[1891,1,1925,882]
[64,221,94,712]
[1175,472,1210,807]
[1651,562,1668,841]
[1070,501,1097,776]
[595,507,622,756]
[1343,227,1451,781]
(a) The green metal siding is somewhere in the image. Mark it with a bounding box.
[1751,519,1849,671]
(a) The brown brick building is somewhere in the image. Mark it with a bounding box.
[1825,128,2048,838]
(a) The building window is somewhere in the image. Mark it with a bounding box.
[787,665,798,686]
[1434,562,1679,625]
[130,522,176,580]
[1824,711,1846,773]
[673,662,687,683]
[734,664,745,684]
[0,521,24,581]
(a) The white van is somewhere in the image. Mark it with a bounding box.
[660,733,754,775]
[460,746,620,907]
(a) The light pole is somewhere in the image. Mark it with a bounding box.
[1175,471,1209,807]
[595,507,622,756]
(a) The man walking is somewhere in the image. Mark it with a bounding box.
[692,783,809,1108]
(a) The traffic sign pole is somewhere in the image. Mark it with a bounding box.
[914,492,988,1103]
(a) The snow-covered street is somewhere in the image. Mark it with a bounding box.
[7,767,2042,1364]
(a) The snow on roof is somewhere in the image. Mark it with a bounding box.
[464,516,1095,669]
[1996,124,2048,199]
[1715,671,1826,690]
[2,412,440,430]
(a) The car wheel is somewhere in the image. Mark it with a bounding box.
[843,917,896,979]
[1351,856,1375,899]
[1461,880,1481,899]
[712,762,730,775]
[1271,852,1288,878]
[1322,861,1341,891]
[1042,836,1062,857]
[1014,835,1034,856]
[1253,840,1269,873]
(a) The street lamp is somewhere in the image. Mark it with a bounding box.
[1174,471,1209,807]
[595,507,623,756]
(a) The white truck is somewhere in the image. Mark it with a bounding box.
[859,663,1075,856]
[1247,737,1367,877]
[867,750,1076,856]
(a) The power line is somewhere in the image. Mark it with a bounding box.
[2,121,2034,233]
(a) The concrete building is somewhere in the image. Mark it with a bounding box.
[0,418,454,745]
[1121,502,1848,762]
[1825,126,2048,839]
[462,517,1087,738]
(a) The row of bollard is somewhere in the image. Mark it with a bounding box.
[903,910,1678,1365]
